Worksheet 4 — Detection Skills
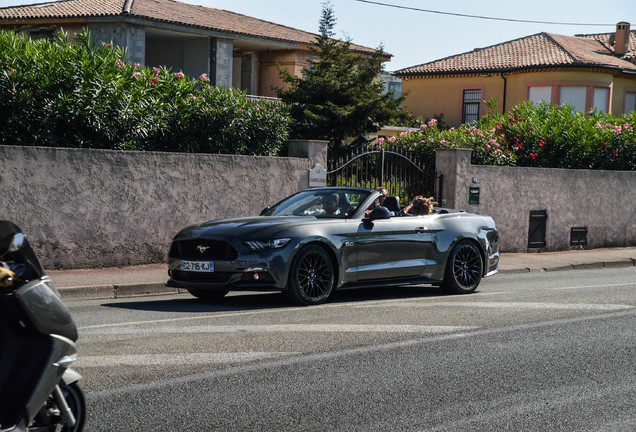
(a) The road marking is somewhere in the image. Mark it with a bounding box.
[417,379,636,432]
[88,308,636,400]
[550,282,636,291]
[595,418,636,431]
[80,324,477,336]
[359,301,635,311]
[77,290,507,331]
[76,352,298,367]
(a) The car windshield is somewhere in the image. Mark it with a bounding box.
[262,189,371,218]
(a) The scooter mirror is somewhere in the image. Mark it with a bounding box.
[8,232,25,252]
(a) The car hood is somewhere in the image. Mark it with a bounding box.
[176,216,329,240]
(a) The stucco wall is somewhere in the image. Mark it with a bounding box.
[0,146,312,269]
[436,149,636,252]
[259,49,311,98]
[401,75,499,127]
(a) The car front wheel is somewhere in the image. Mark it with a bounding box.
[285,245,334,305]
[442,240,483,294]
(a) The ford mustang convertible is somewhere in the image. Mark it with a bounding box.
[167,187,499,305]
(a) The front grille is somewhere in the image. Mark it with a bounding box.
[169,239,238,260]
[172,270,234,283]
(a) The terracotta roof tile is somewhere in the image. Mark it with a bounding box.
[576,30,636,60]
[0,0,123,18]
[396,31,636,76]
[0,0,379,54]
[130,0,320,46]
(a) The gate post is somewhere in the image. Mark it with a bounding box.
[381,148,385,186]
[288,139,328,168]
[435,148,472,209]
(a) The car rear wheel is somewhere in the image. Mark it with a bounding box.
[285,245,334,305]
[187,288,229,300]
[442,240,483,294]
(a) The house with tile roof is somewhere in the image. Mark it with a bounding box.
[0,0,386,98]
[395,23,636,128]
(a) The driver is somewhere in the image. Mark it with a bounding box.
[322,194,340,215]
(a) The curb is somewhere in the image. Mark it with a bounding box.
[58,258,636,301]
[498,259,635,275]
[59,282,187,301]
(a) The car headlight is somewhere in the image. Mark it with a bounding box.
[244,238,291,251]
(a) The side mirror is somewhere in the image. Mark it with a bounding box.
[368,206,391,220]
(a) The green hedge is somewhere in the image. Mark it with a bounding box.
[0,29,290,155]
[381,99,636,170]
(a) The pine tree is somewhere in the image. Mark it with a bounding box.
[276,2,408,149]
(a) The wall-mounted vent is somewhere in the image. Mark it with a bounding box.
[570,227,588,247]
[528,210,547,248]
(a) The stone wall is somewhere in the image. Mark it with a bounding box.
[89,23,145,65]
[4,144,631,267]
[436,149,636,252]
[211,37,233,89]
[0,145,316,269]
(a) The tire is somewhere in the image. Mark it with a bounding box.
[60,382,86,432]
[285,245,335,305]
[441,240,483,294]
[187,288,229,300]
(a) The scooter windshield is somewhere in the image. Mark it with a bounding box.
[0,220,46,288]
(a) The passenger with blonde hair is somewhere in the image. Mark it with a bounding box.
[402,196,436,216]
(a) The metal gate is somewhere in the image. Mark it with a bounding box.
[327,144,442,207]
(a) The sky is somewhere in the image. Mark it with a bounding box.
[1,0,634,71]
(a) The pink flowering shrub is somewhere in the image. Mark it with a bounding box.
[0,29,290,155]
[494,101,636,170]
[381,99,636,170]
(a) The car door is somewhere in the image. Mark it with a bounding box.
[353,215,433,281]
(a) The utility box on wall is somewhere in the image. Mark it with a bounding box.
[468,187,480,204]
[570,227,588,247]
[528,210,547,248]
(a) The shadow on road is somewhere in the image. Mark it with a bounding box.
[100,284,455,313]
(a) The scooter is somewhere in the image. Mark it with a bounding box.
[0,220,85,432]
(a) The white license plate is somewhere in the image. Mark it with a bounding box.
[180,261,214,272]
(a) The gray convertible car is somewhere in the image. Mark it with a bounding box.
[167,187,499,305]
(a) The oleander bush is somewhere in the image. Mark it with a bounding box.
[380,99,636,170]
[0,29,290,155]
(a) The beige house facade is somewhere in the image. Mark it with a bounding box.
[0,0,385,98]
[396,23,636,127]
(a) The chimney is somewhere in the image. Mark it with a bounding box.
[613,21,630,56]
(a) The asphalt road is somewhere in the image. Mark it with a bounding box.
[70,267,636,431]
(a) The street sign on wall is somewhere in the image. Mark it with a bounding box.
[309,164,327,188]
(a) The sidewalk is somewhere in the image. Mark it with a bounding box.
[50,247,636,301]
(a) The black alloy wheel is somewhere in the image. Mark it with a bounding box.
[442,240,483,294]
[286,245,335,305]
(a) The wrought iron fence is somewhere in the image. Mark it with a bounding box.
[327,144,442,207]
